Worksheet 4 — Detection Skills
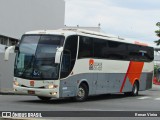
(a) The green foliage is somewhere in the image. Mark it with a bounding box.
[155,30,160,37]
[154,22,160,45]
[154,39,160,45]
[156,22,160,27]
[154,65,159,76]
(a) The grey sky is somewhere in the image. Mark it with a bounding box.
[0,0,65,39]
[108,0,160,10]
[65,0,160,46]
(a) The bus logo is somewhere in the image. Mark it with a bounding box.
[30,80,34,86]
[89,59,102,71]
[89,59,94,70]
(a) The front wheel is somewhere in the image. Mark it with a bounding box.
[74,84,88,102]
[37,96,51,101]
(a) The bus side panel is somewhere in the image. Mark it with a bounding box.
[139,73,147,91]
[139,72,153,91]
[59,72,153,98]
[96,73,108,94]
[59,73,97,98]
[146,72,153,90]
[59,73,134,98]
[107,73,128,93]
[121,77,133,92]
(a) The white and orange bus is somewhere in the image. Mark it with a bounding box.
[5,29,154,101]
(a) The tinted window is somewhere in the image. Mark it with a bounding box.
[107,41,128,60]
[78,36,154,62]
[78,37,93,58]
[93,39,106,58]
[93,39,128,60]
[128,44,154,62]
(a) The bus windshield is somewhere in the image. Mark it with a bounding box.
[14,35,64,80]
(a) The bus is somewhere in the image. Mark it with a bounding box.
[5,29,154,102]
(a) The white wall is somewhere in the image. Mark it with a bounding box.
[0,44,5,52]
[0,53,15,92]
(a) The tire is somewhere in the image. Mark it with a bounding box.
[124,82,139,96]
[131,82,139,96]
[37,96,51,101]
[74,84,88,102]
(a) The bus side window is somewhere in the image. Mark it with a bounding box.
[78,37,93,58]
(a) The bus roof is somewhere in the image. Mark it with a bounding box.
[25,28,150,47]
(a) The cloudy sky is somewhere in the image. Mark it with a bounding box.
[65,0,160,46]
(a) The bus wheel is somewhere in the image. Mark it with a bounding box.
[125,82,139,96]
[74,84,88,102]
[37,96,51,101]
[131,82,139,96]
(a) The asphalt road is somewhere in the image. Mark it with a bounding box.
[0,84,160,120]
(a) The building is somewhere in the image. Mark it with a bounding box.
[0,35,18,46]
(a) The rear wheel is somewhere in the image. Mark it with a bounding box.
[124,81,139,96]
[74,84,88,102]
[37,96,51,101]
[132,82,139,96]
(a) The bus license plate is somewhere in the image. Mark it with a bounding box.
[28,90,35,95]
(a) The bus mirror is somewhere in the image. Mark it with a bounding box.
[55,47,63,63]
[4,46,15,61]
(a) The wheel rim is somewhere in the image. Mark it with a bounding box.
[133,84,137,94]
[77,87,85,99]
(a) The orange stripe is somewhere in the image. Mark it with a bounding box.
[120,62,132,93]
[120,61,144,93]
[127,61,144,85]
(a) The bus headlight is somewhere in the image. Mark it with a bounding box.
[46,84,58,89]
[13,81,19,86]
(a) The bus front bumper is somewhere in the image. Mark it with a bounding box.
[13,85,59,98]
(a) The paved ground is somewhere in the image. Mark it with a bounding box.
[0,84,160,120]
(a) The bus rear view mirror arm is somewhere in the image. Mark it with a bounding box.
[4,46,15,61]
[55,47,63,63]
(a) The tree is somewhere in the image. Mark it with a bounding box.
[154,22,160,45]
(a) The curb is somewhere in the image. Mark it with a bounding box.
[0,92,16,95]
[0,91,27,95]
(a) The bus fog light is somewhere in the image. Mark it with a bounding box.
[50,92,57,95]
